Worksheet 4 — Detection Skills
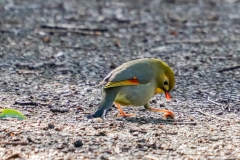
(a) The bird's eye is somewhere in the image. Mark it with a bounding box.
[164,81,168,85]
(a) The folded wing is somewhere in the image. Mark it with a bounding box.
[102,59,155,88]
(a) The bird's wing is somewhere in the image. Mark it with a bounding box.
[102,60,155,88]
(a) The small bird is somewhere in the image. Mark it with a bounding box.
[89,58,175,119]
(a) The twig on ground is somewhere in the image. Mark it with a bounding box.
[176,152,216,156]
[0,29,14,33]
[173,122,197,125]
[207,96,225,110]
[6,153,21,160]
[209,56,230,60]
[218,65,240,73]
[37,102,51,106]
[27,137,41,144]
[50,45,96,50]
[38,24,108,35]
[14,101,38,106]
[15,61,66,69]
[165,38,219,44]
[39,28,102,35]
[198,109,230,122]
[40,24,108,32]
[50,108,69,113]
[16,69,42,74]
[0,141,28,145]
[14,99,51,106]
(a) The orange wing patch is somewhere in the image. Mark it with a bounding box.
[128,76,139,84]
[105,77,140,88]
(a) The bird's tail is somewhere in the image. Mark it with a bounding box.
[88,88,119,119]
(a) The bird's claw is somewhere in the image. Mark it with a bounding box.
[117,113,135,117]
[163,111,175,119]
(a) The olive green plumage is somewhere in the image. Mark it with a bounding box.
[90,58,175,119]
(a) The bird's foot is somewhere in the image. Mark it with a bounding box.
[115,102,135,117]
[163,110,175,119]
[146,107,175,119]
[117,112,135,117]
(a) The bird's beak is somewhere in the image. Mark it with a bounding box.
[165,92,171,100]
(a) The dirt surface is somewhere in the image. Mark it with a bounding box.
[0,0,240,159]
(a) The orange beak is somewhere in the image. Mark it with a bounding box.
[165,92,171,100]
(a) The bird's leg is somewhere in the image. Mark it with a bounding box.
[144,102,174,119]
[114,103,134,117]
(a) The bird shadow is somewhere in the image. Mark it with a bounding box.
[117,116,176,125]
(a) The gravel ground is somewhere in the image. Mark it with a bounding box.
[0,0,240,159]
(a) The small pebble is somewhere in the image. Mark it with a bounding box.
[74,140,83,148]
[48,123,55,129]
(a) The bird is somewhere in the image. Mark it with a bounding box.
[89,58,175,119]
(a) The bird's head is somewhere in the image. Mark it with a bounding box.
[155,59,175,100]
